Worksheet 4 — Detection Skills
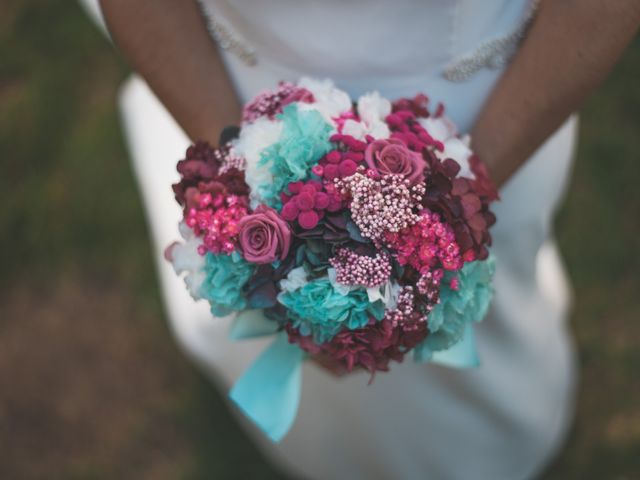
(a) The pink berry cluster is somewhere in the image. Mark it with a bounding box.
[185,192,248,255]
[242,82,314,123]
[416,269,444,308]
[385,209,463,275]
[329,248,392,288]
[383,286,427,332]
[337,172,425,243]
[280,180,343,230]
[218,147,246,174]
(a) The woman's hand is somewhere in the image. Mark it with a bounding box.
[99,0,241,145]
[471,0,640,188]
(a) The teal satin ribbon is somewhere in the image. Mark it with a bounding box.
[229,309,279,340]
[228,309,480,442]
[431,323,480,368]
[229,330,305,442]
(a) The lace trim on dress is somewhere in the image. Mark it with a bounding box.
[198,2,257,66]
[442,0,539,82]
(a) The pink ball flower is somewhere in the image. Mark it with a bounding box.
[237,205,291,264]
[365,138,426,184]
[298,210,319,229]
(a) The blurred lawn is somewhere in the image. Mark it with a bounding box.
[0,2,638,479]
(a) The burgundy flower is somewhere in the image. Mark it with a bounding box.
[172,141,250,214]
[364,138,425,184]
[287,319,428,379]
[238,205,291,264]
[422,150,497,261]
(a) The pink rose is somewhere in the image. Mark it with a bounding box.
[364,138,426,184]
[238,206,291,264]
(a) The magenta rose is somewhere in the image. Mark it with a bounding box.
[364,138,426,184]
[238,205,292,264]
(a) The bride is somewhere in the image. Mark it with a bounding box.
[89,1,639,478]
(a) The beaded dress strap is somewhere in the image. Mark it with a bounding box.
[442,0,540,82]
[199,1,257,66]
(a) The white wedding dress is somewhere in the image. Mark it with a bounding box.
[83,1,578,478]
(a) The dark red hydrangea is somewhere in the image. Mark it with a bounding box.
[287,319,428,378]
[172,141,250,215]
[422,150,496,262]
[469,153,500,202]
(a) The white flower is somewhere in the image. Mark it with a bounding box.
[297,77,352,126]
[170,222,207,299]
[418,116,473,178]
[327,267,399,309]
[279,266,309,293]
[357,91,392,137]
[440,135,473,177]
[326,267,353,296]
[367,281,401,309]
[232,116,283,207]
[341,91,391,140]
[418,116,457,142]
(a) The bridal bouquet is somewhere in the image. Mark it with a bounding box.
[166,78,498,440]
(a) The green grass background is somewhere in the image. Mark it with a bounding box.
[0,2,638,478]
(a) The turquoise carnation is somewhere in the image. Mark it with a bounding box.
[278,278,385,343]
[199,251,256,316]
[258,104,333,208]
[414,257,495,362]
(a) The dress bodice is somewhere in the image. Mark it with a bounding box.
[200,0,533,131]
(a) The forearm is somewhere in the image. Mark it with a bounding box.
[471,0,640,188]
[99,0,241,144]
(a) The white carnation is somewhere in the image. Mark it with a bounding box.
[232,116,283,207]
[170,222,207,299]
[341,91,391,140]
[418,116,457,142]
[341,119,368,139]
[418,116,473,178]
[357,91,391,136]
[440,135,473,177]
[297,77,352,126]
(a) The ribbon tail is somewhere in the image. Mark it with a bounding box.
[228,309,279,340]
[229,332,304,442]
[430,323,480,368]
